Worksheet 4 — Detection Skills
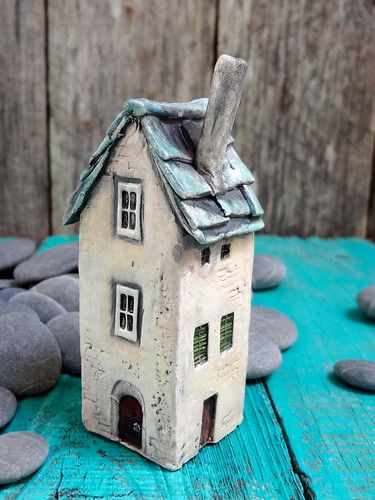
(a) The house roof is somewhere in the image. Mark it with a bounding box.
[63,98,264,245]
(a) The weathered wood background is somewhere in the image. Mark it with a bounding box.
[1,0,374,242]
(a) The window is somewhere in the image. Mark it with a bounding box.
[201,247,210,266]
[193,324,209,366]
[114,284,140,342]
[220,313,234,352]
[221,243,231,260]
[117,180,142,241]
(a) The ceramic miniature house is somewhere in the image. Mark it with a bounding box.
[64,55,263,470]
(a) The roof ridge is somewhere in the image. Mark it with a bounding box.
[122,98,208,121]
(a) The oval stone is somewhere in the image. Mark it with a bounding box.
[33,275,79,312]
[334,360,375,391]
[356,285,375,319]
[247,334,282,379]
[0,432,49,484]
[47,312,81,376]
[10,291,67,323]
[0,287,26,302]
[13,241,79,285]
[0,386,17,428]
[0,238,36,272]
[249,306,297,351]
[0,313,62,396]
[252,254,287,291]
[0,300,39,319]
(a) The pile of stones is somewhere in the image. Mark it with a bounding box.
[0,238,80,484]
[333,284,375,391]
[247,254,297,380]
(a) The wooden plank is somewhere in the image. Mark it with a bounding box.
[2,235,375,497]
[48,0,217,234]
[0,0,49,242]
[218,0,375,237]
[254,236,375,498]
[0,381,304,498]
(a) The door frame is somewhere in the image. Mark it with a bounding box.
[118,394,143,448]
[200,394,217,447]
[111,380,145,449]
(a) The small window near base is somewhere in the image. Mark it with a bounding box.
[221,243,231,260]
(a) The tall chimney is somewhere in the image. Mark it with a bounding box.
[196,55,248,193]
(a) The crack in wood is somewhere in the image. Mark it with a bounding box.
[263,381,316,499]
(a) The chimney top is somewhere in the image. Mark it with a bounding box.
[196,55,248,193]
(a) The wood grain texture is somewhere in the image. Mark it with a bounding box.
[0,0,49,242]
[1,235,374,498]
[0,381,304,499]
[218,0,375,237]
[254,236,375,499]
[48,0,216,234]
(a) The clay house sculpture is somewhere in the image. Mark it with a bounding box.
[63,55,264,470]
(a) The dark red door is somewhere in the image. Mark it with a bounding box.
[118,395,142,449]
[200,395,217,447]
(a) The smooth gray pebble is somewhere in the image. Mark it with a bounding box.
[13,242,79,285]
[334,359,375,391]
[249,306,297,351]
[247,334,282,379]
[0,312,62,396]
[47,312,81,376]
[10,291,66,323]
[0,300,39,319]
[0,432,49,484]
[0,287,26,302]
[252,254,287,290]
[356,285,375,319]
[0,386,17,428]
[0,238,36,272]
[33,275,79,312]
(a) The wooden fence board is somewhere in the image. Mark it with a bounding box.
[0,0,49,242]
[218,0,375,237]
[0,1,373,240]
[48,0,217,233]
[367,146,375,239]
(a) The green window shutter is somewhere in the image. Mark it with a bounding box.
[220,313,234,352]
[193,324,208,366]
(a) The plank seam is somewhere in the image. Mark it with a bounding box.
[263,381,316,500]
[366,136,375,239]
[45,0,52,236]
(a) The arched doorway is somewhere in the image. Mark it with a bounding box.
[118,395,143,449]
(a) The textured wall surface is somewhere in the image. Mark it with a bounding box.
[0,0,374,241]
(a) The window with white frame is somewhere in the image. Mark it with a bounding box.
[117,180,142,241]
[114,284,140,343]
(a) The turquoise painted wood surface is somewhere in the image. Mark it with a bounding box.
[254,237,375,500]
[0,236,374,499]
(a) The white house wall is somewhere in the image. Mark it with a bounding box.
[79,123,185,469]
[174,234,254,466]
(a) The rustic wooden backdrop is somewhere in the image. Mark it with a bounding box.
[1,0,374,242]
